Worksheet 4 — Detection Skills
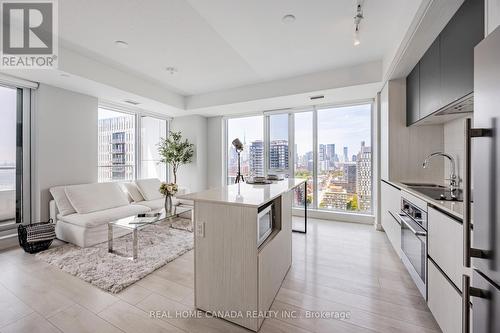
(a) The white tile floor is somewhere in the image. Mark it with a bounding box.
[0,218,441,332]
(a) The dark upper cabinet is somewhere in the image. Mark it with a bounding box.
[440,0,484,104]
[406,63,420,126]
[419,37,441,119]
[406,0,484,126]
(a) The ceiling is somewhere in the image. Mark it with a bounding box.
[57,0,422,96]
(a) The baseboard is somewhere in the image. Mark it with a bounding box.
[0,233,19,251]
[292,208,374,224]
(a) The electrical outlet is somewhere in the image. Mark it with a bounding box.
[197,222,205,237]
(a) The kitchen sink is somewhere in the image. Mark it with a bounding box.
[402,183,464,202]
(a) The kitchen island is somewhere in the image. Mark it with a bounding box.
[179,179,305,331]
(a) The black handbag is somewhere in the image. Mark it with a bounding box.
[17,218,55,253]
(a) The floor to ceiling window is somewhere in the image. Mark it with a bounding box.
[0,84,30,233]
[140,116,167,181]
[317,104,372,213]
[268,114,289,172]
[0,86,18,229]
[98,107,170,183]
[98,108,136,182]
[293,111,314,207]
[224,102,373,215]
[226,115,264,184]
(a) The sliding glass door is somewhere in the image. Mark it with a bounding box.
[0,85,28,231]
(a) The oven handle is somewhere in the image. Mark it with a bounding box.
[398,214,427,236]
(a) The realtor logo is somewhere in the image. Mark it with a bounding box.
[1,0,58,68]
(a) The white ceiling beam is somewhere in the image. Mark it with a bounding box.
[186,61,382,111]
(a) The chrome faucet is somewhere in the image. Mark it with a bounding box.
[423,152,458,199]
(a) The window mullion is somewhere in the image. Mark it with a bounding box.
[313,107,318,210]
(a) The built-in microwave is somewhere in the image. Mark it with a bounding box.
[257,203,274,247]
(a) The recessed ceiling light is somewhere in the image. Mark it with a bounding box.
[165,67,178,75]
[124,99,140,105]
[282,14,296,24]
[114,40,129,48]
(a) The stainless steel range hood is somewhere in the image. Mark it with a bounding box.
[416,93,473,125]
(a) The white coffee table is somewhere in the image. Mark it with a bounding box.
[107,205,193,260]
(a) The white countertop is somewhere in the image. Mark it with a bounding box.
[179,178,306,208]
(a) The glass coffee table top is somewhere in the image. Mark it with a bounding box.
[109,205,193,230]
[108,205,193,260]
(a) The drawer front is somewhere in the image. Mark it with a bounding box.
[380,182,401,255]
[427,259,462,333]
[428,206,463,289]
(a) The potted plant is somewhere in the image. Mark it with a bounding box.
[158,131,195,184]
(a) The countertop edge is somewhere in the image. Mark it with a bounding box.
[381,179,464,221]
[178,180,306,208]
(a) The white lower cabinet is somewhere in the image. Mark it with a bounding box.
[380,181,401,256]
[428,259,462,333]
[428,206,464,289]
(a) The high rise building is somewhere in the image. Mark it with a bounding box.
[249,140,264,176]
[305,151,313,172]
[98,117,135,182]
[269,140,289,169]
[343,146,349,162]
[326,144,335,160]
[356,141,372,212]
[343,162,357,193]
[319,144,326,161]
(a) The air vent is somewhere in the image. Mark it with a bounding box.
[310,95,324,100]
[124,99,140,105]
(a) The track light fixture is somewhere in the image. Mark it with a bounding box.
[353,3,364,46]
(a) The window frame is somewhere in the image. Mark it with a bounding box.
[97,103,171,183]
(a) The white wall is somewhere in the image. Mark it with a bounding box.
[207,117,224,189]
[171,115,208,193]
[487,0,500,35]
[33,84,98,220]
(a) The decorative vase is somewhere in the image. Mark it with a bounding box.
[165,195,173,212]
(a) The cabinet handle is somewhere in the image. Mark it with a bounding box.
[462,274,490,333]
[463,119,493,267]
[462,274,471,333]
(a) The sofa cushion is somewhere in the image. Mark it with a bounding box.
[135,178,163,201]
[122,182,144,202]
[65,182,130,214]
[49,186,76,216]
[58,204,151,228]
[133,198,165,210]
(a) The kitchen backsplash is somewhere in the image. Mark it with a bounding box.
[443,116,472,188]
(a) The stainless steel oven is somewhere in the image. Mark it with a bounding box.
[257,203,274,247]
[399,198,428,299]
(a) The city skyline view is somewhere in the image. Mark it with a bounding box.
[227,104,372,213]
[227,105,371,160]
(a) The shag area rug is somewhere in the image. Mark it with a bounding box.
[36,220,193,293]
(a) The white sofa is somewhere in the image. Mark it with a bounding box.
[49,179,192,247]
